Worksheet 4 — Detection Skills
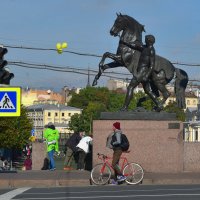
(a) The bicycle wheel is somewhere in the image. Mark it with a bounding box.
[123,162,144,185]
[90,163,111,185]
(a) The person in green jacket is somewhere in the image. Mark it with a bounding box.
[44,122,59,171]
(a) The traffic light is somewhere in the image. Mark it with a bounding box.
[0,47,14,85]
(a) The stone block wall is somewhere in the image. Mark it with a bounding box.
[93,120,184,173]
[32,142,46,170]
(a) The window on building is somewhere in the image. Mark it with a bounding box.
[68,113,71,116]
[62,113,65,117]
[195,130,198,141]
[48,112,51,117]
[55,112,58,117]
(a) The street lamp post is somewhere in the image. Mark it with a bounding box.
[34,109,37,138]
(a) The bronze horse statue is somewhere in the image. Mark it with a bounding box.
[92,13,188,111]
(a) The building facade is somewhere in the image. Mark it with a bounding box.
[22,88,65,106]
[27,104,82,139]
[165,92,198,109]
[107,79,144,93]
[184,103,200,142]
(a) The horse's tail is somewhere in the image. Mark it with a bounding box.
[174,68,188,108]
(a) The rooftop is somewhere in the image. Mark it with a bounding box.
[26,103,82,112]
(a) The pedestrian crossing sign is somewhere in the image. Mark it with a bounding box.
[0,87,21,116]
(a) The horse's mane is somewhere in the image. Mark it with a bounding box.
[123,15,145,33]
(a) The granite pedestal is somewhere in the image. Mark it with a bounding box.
[93,111,183,173]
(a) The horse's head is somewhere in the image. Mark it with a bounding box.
[110,13,126,37]
[110,13,145,42]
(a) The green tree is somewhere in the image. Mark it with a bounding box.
[68,87,110,109]
[68,113,91,134]
[68,87,111,133]
[68,87,156,133]
[84,102,107,119]
[108,91,155,111]
[164,101,186,121]
[108,92,126,112]
[135,92,155,111]
[0,105,33,149]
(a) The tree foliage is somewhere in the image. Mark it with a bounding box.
[108,91,154,111]
[164,101,186,121]
[68,87,110,109]
[0,105,33,149]
[68,113,91,134]
[135,92,156,111]
[84,102,107,120]
[68,87,156,133]
[68,86,186,133]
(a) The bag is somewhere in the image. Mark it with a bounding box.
[41,157,49,170]
[120,134,129,151]
[106,133,114,149]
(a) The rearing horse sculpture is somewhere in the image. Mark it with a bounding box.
[92,13,188,111]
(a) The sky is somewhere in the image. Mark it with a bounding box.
[0,0,200,91]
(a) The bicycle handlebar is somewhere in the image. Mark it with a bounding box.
[97,151,131,161]
[97,153,108,159]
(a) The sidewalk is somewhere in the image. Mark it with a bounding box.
[1,170,200,188]
[0,170,90,188]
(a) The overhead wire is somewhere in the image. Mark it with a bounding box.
[8,62,132,81]
[4,44,102,58]
[2,44,200,84]
[3,44,200,66]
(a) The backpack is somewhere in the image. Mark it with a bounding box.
[120,134,129,151]
[41,157,49,170]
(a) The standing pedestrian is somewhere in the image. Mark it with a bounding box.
[0,156,4,170]
[76,135,93,171]
[63,131,85,170]
[44,122,59,171]
[23,155,32,170]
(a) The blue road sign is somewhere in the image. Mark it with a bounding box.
[0,87,21,116]
[31,129,35,136]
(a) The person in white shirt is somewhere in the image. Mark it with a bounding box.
[0,156,4,170]
[76,135,93,170]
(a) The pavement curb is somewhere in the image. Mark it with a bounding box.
[1,171,200,188]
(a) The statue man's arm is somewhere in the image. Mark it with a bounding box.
[120,40,144,51]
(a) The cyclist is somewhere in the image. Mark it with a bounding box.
[110,122,126,183]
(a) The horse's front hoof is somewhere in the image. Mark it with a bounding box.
[92,80,97,86]
[153,106,163,112]
[119,107,128,112]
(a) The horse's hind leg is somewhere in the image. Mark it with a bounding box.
[149,70,171,111]
[142,82,162,110]
[154,82,170,110]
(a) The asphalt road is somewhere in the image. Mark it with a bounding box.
[2,185,200,200]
